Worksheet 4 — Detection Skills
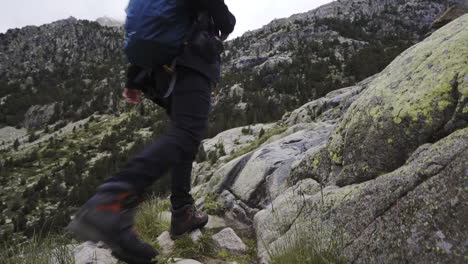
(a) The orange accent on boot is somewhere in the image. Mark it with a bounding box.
[181,208,193,225]
[96,192,132,213]
[131,226,138,235]
[195,213,204,218]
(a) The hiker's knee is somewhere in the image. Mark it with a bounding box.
[167,123,205,154]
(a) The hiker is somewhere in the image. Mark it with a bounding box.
[67,0,236,263]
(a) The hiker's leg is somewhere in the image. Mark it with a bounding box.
[170,159,195,209]
[169,67,211,209]
[167,67,211,237]
[170,158,209,238]
[108,67,211,191]
[107,132,184,189]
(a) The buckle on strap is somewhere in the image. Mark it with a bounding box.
[163,64,175,73]
[163,58,177,98]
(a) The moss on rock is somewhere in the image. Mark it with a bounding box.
[326,15,468,185]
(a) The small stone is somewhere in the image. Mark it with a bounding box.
[157,231,175,255]
[205,215,227,229]
[212,228,247,254]
[82,79,92,86]
[26,76,34,86]
[72,241,117,264]
[96,241,107,248]
[189,229,203,242]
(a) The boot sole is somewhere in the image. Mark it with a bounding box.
[67,216,156,264]
[169,217,209,240]
[112,251,156,264]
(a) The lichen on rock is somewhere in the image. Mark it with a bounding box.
[325,14,468,186]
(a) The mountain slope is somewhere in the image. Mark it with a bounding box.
[210,0,461,135]
[0,0,465,253]
[192,14,468,263]
[0,17,126,128]
[2,14,465,264]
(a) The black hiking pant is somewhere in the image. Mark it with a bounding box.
[109,67,211,209]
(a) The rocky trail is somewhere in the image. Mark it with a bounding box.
[57,214,252,264]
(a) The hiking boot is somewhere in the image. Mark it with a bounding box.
[66,182,157,264]
[170,204,208,239]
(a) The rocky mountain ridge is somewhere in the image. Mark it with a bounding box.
[0,17,126,129]
[211,0,462,135]
[96,16,124,28]
[0,0,460,135]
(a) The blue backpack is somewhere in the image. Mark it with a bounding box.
[124,0,192,68]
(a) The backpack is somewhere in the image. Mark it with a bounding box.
[123,0,192,68]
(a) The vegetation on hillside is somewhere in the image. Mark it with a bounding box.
[0,104,170,244]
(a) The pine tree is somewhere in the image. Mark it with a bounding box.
[196,145,207,163]
[13,139,20,150]
[259,128,265,138]
[218,143,226,157]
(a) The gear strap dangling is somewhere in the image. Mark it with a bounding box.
[163,58,177,98]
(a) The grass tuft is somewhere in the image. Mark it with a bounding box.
[174,231,214,259]
[268,235,346,264]
[266,194,346,264]
[202,194,224,216]
[216,237,258,264]
[135,196,171,248]
[0,233,74,264]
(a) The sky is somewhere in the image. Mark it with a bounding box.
[0,0,334,38]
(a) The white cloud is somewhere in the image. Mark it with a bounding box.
[225,0,333,38]
[0,0,333,38]
[0,0,128,33]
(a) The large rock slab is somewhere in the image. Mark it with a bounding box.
[227,123,333,207]
[201,123,276,162]
[281,84,368,126]
[314,15,468,186]
[253,179,324,263]
[254,127,468,264]
[24,102,59,129]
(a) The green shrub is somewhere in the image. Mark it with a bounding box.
[208,150,218,165]
[203,195,223,216]
[241,126,252,135]
[28,131,40,142]
[13,139,20,151]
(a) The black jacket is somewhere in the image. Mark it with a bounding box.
[126,0,236,90]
